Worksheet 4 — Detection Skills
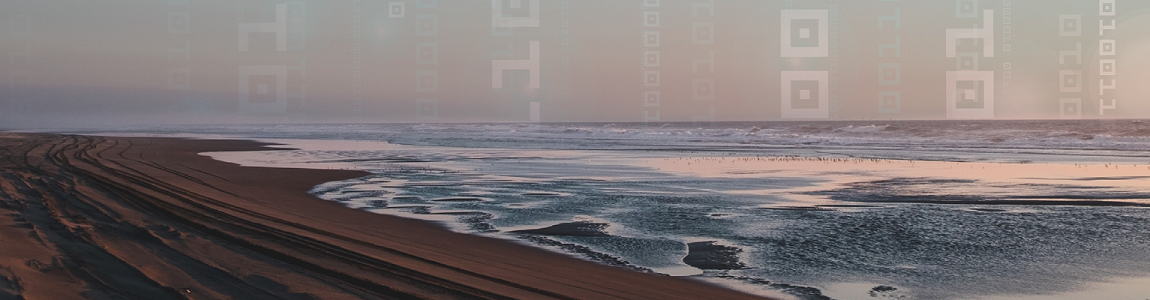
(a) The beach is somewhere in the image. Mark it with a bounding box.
[6,120,1150,300]
[175,121,1150,300]
[0,132,770,300]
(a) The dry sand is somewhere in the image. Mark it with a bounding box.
[0,133,771,300]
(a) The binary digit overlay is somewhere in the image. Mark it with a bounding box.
[9,0,1150,125]
[236,2,307,118]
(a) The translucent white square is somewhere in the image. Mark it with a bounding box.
[644,71,660,87]
[643,31,660,47]
[799,90,811,100]
[1100,59,1116,76]
[1060,98,1081,119]
[237,4,289,52]
[257,84,268,95]
[238,66,288,114]
[491,41,539,89]
[416,15,438,36]
[945,10,994,58]
[693,79,715,101]
[1059,70,1082,93]
[879,63,901,85]
[417,70,439,92]
[781,71,829,119]
[643,91,660,107]
[417,42,438,64]
[693,22,714,45]
[945,71,995,119]
[492,0,540,28]
[799,28,810,39]
[168,12,189,34]
[416,98,438,121]
[644,51,660,67]
[878,91,900,113]
[781,10,829,58]
[389,2,405,18]
[1059,15,1081,37]
[1100,0,1116,16]
[643,11,660,27]
[956,0,978,18]
[1100,40,1116,56]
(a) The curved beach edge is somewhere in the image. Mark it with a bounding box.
[0,133,775,300]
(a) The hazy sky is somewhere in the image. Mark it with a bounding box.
[2,0,1149,127]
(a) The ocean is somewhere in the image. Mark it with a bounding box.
[77,120,1150,300]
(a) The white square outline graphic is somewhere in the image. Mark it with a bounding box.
[1059,70,1082,93]
[643,31,660,47]
[1100,40,1116,56]
[169,12,190,34]
[879,91,901,113]
[945,10,994,58]
[693,78,715,101]
[389,2,405,18]
[693,22,714,45]
[879,63,901,85]
[946,71,994,119]
[416,70,439,92]
[492,0,540,28]
[956,52,979,70]
[416,15,438,37]
[1100,59,1116,76]
[643,91,660,107]
[644,71,660,87]
[781,71,829,119]
[1059,98,1082,119]
[956,0,979,18]
[491,41,540,89]
[238,4,288,52]
[643,11,660,28]
[1100,0,1116,16]
[416,42,438,64]
[1059,14,1081,37]
[416,98,438,121]
[781,10,829,58]
[643,51,660,67]
[239,66,288,114]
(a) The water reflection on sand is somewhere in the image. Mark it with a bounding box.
[210,139,1150,300]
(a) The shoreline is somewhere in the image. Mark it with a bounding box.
[221,136,1150,300]
[0,133,772,300]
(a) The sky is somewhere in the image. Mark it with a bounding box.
[1,0,1149,127]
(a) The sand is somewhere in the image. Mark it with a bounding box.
[0,133,771,300]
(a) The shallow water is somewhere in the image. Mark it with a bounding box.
[82,121,1150,300]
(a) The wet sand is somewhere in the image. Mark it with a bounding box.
[647,155,1150,207]
[0,133,770,300]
